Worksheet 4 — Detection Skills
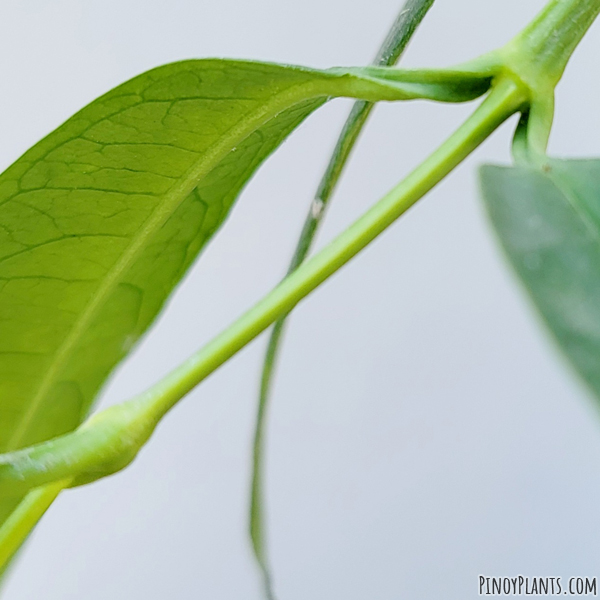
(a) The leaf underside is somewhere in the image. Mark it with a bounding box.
[481,159,600,402]
[0,58,486,527]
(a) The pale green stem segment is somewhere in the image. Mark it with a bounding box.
[113,82,525,423]
[501,0,600,155]
[510,0,600,85]
[0,480,71,570]
[0,0,599,573]
[250,0,435,594]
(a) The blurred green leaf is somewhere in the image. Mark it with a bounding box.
[481,159,600,399]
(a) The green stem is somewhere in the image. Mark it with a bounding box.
[0,480,71,569]
[509,0,600,86]
[140,79,524,421]
[501,0,600,154]
[249,0,435,592]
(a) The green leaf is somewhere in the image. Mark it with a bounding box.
[480,159,600,400]
[0,58,491,529]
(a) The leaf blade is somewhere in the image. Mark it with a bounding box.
[481,159,600,400]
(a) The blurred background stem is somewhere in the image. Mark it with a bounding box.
[248,1,436,597]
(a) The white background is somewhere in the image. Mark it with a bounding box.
[2,0,600,598]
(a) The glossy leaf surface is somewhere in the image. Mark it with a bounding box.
[481,159,600,399]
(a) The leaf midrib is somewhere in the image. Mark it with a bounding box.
[5,78,330,451]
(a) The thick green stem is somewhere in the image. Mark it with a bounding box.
[502,0,600,154]
[139,79,524,421]
[510,0,600,86]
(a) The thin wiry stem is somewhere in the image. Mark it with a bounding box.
[249,1,435,595]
